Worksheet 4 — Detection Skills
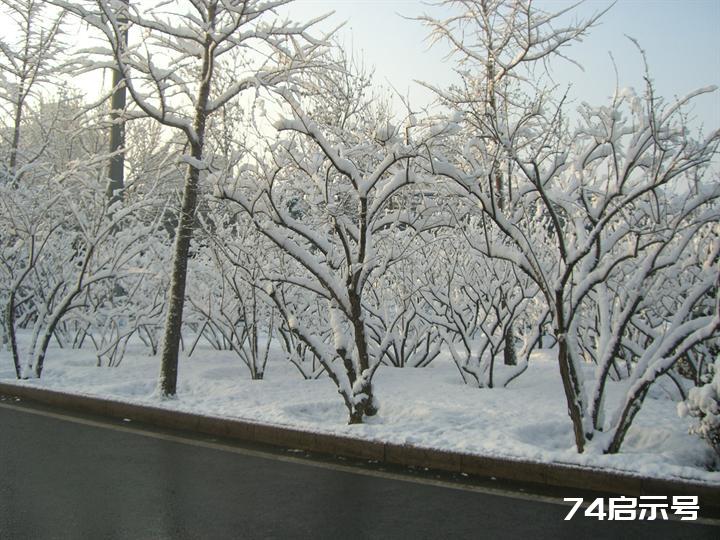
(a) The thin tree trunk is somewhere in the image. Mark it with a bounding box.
[349,292,377,421]
[503,322,516,365]
[556,310,587,453]
[347,195,377,422]
[106,64,127,200]
[157,156,202,396]
[106,0,128,202]
[9,95,24,186]
[5,298,23,379]
[158,19,215,397]
[606,387,649,454]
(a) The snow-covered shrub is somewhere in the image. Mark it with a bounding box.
[188,215,276,380]
[365,231,442,369]
[0,168,161,378]
[87,252,168,366]
[273,276,329,380]
[218,51,450,423]
[679,357,720,462]
[417,229,548,387]
[431,74,719,453]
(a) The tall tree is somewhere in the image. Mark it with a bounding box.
[419,0,608,369]
[219,58,449,423]
[0,0,65,185]
[432,74,720,454]
[106,0,129,202]
[55,0,331,396]
[422,1,720,453]
[420,0,607,209]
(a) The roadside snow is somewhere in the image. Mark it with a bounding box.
[1,336,717,485]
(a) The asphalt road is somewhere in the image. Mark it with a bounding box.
[0,400,717,540]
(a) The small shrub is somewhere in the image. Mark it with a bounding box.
[679,356,720,463]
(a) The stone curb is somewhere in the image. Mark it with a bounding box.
[1,382,718,509]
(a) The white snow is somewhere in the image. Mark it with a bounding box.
[1,332,717,485]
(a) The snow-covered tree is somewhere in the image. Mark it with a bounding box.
[433,78,720,453]
[422,0,719,454]
[679,355,720,464]
[418,232,548,387]
[420,0,609,377]
[82,237,169,366]
[419,0,607,210]
[365,232,443,369]
[0,167,161,379]
[54,0,332,396]
[188,215,276,380]
[218,55,448,422]
[0,0,66,185]
[13,91,109,182]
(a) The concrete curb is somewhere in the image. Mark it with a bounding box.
[1,381,718,509]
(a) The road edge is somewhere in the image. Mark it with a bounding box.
[1,381,718,509]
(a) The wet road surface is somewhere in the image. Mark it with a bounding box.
[0,400,717,539]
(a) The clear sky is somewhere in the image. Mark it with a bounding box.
[285,0,720,132]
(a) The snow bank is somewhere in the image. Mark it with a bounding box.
[1,339,717,485]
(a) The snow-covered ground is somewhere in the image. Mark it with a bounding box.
[2,336,718,485]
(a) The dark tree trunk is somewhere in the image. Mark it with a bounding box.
[157,153,202,396]
[4,298,22,379]
[345,195,377,422]
[106,0,128,203]
[605,387,649,454]
[158,18,215,397]
[503,323,516,366]
[557,330,587,453]
[349,292,377,419]
[9,94,24,186]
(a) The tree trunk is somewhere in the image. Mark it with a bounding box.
[605,388,649,455]
[106,0,128,202]
[557,334,587,453]
[4,298,22,379]
[346,193,378,421]
[349,294,378,419]
[157,21,215,397]
[503,322,516,365]
[157,157,202,396]
[9,95,24,186]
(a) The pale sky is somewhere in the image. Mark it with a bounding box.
[37,0,720,134]
[284,0,720,132]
